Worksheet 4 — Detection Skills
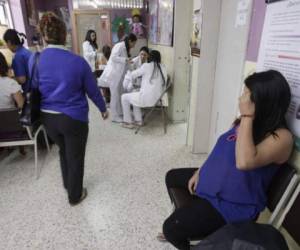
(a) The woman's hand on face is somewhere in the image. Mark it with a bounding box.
[188,170,199,195]
[239,88,255,116]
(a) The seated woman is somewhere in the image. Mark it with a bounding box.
[0,52,24,109]
[160,70,294,250]
[131,46,149,70]
[97,45,111,104]
[121,50,167,129]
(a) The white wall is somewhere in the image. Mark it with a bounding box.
[148,0,193,122]
[187,0,222,153]
[187,0,253,153]
[208,0,253,149]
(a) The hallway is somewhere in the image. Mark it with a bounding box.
[0,105,206,250]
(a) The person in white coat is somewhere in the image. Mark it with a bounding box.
[131,46,149,70]
[121,50,167,128]
[98,34,137,122]
[82,30,98,72]
[129,46,149,90]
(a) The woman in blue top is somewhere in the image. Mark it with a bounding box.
[3,29,32,93]
[33,12,108,206]
[160,70,294,250]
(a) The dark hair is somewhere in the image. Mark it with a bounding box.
[140,46,149,54]
[102,45,111,60]
[235,70,291,144]
[148,50,166,86]
[39,12,66,45]
[124,33,137,57]
[3,29,26,46]
[85,30,98,50]
[0,52,8,76]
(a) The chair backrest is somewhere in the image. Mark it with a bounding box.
[282,184,300,245]
[157,75,171,107]
[267,163,297,212]
[0,108,24,133]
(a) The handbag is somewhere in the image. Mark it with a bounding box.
[19,52,41,126]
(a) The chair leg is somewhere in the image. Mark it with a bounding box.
[135,107,156,134]
[34,141,39,179]
[161,106,167,134]
[42,127,50,153]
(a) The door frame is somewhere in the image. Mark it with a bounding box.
[71,9,111,55]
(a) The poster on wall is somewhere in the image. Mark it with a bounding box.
[25,0,37,26]
[256,0,300,151]
[157,0,174,46]
[148,0,174,46]
[190,5,203,57]
[149,0,159,44]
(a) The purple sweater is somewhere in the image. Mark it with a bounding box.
[29,47,106,122]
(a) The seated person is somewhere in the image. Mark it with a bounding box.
[0,52,24,109]
[159,70,294,250]
[121,50,167,128]
[97,45,111,71]
[97,45,111,104]
[129,46,150,90]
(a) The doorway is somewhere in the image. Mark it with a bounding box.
[72,10,111,56]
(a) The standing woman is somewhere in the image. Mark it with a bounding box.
[34,12,108,205]
[98,33,137,123]
[82,29,98,72]
[3,29,32,93]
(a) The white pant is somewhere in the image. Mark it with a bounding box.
[121,93,142,124]
[110,79,124,121]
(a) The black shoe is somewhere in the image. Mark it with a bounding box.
[70,188,88,206]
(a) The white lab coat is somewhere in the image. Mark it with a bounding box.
[131,56,142,70]
[126,62,167,108]
[82,41,97,72]
[98,41,128,121]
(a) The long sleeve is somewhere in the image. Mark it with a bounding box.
[83,41,96,62]
[110,42,127,64]
[82,60,106,113]
[131,64,146,80]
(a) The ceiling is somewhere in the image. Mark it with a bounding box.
[73,0,145,9]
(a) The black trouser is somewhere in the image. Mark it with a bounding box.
[41,113,88,204]
[163,168,226,250]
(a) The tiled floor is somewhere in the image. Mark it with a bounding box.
[0,105,206,250]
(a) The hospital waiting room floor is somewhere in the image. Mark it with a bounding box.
[0,105,206,250]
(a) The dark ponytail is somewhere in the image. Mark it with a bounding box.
[3,29,26,46]
[124,33,137,57]
[149,50,165,86]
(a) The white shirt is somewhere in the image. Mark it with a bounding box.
[0,77,21,109]
[82,40,97,72]
[126,62,167,107]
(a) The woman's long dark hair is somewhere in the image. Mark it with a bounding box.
[3,29,26,46]
[123,33,137,57]
[148,50,166,86]
[0,52,9,76]
[102,45,111,60]
[235,70,291,144]
[85,30,98,50]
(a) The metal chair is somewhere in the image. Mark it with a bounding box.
[135,76,171,134]
[0,108,50,178]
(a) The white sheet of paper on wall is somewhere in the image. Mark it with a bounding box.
[235,0,250,28]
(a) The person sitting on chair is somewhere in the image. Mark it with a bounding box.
[0,52,24,109]
[121,50,167,129]
[159,70,294,250]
